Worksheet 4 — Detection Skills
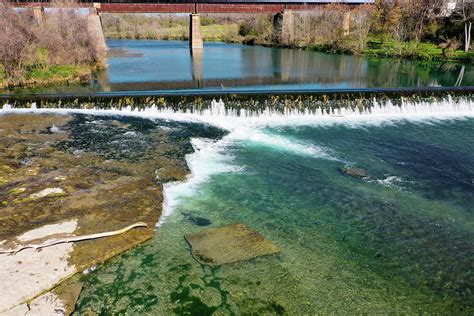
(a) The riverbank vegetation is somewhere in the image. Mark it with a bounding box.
[102,0,472,63]
[0,1,106,89]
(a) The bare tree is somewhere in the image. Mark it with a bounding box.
[410,0,445,43]
[0,2,35,83]
[318,4,348,50]
[385,2,411,52]
[378,0,445,44]
[452,0,473,52]
[351,5,375,52]
[0,0,105,86]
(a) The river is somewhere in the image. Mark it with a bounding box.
[71,102,474,314]
[3,39,474,94]
[2,40,474,314]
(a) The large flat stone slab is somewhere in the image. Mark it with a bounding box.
[185,223,279,266]
[0,220,77,313]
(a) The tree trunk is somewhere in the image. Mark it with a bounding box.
[465,21,472,53]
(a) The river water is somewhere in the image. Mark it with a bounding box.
[3,39,474,94]
[72,102,474,314]
[3,40,473,314]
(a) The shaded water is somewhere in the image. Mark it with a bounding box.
[72,104,474,314]
[3,40,474,94]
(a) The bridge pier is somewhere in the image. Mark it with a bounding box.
[32,6,44,24]
[272,10,295,46]
[87,8,108,66]
[343,11,351,36]
[189,14,203,50]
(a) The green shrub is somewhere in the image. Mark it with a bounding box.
[35,48,49,69]
[0,64,5,81]
[238,22,254,37]
[201,17,216,26]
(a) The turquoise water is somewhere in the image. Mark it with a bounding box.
[75,114,474,314]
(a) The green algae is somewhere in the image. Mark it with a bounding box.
[7,187,26,195]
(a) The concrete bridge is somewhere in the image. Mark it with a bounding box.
[12,1,374,50]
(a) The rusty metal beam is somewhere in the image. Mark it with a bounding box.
[10,2,364,13]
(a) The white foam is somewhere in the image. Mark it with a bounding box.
[158,137,239,227]
[229,128,339,160]
[2,97,473,132]
[123,131,142,137]
[374,175,404,187]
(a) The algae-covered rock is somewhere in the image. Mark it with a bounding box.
[340,166,369,179]
[53,282,84,315]
[185,224,279,266]
[0,113,226,313]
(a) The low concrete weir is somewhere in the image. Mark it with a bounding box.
[1,87,473,115]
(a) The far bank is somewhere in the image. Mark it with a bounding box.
[99,2,473,64]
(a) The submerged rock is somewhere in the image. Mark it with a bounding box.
[340,166,369,179]
[182,212,212,226]
[185,223,279,266]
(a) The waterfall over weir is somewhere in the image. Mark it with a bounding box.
[2,90,474,120]
[199,96,474,118]
[1,87,473,126]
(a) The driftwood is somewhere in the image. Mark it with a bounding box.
[0,222,148,255]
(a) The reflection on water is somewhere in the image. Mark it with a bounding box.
[191,48,203,87]
[3,39,473,94]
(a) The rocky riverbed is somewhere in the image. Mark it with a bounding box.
[0,112,225,314]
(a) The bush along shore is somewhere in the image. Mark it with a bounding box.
[101,1,473,64]
[0,2,106,90]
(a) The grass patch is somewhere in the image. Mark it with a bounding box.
[202,24,238,41]
[309,37,472,64]
[0,64,5,86]
[106,23,239,43]
[28,65,90,82]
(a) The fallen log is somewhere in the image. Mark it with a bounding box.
[0,222,148,255]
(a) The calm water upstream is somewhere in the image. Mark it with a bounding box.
[3,39,474,94]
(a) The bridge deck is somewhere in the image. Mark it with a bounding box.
[10,1,374,13]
